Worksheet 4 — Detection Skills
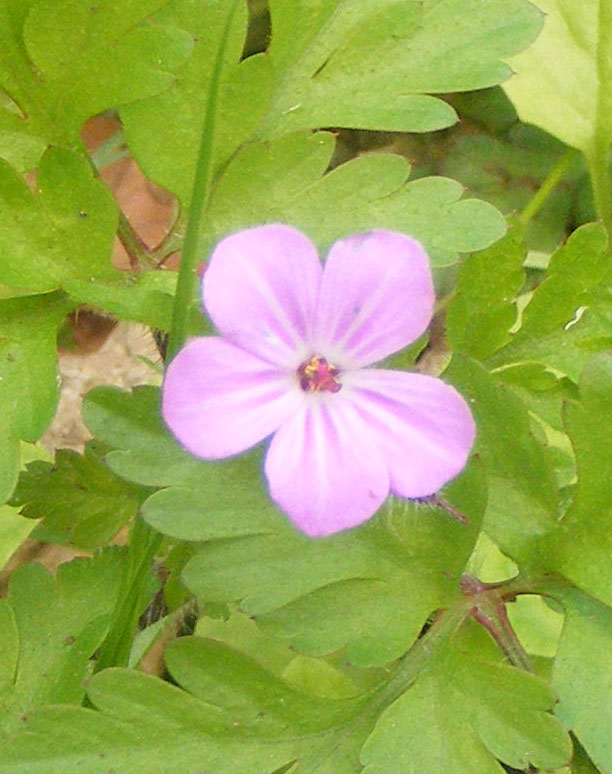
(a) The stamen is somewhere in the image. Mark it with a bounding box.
[297,355,342,393]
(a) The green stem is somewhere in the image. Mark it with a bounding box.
[588,0,612,238]
[473,594,534,673]
[519,148,577,227]
[83,143,156,272]
[94,516,162,672]
[586,135,612,237]
[117,210,157,270]
[166,0,241,360]
[298,574,570,773]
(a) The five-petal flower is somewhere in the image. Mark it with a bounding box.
[162,225,475,536]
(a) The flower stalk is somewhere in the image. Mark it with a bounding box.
[166,0,242,360]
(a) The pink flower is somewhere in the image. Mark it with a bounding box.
[162,225,475,537]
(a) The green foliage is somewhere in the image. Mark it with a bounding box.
[0,624,572,774]
[0,293,71,500]
[0,148,116,293]
[553,588,612,773]
[0,0,193,170]
[65,271,179,332]
[10,444,147,550]
[182,468,483,666]
[546,355,612,606]
[205,131,506,266]
[489,224,612,380]
[0,550,125,737]
[503,0,612,154]
[120,0,272,209]
[120,0,515,270]
[447,228,526,358]
[438,125,578,254]
[362,626,571,773]
[445,355,559,563]
[83,384,486,666]
[1,1,611,772]
[261,0,543,136]
[0,443,52,569]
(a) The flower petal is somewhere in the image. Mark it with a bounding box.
[162,337,302,459]
[265,397,389,536]
[203,224,322,367]
[314,230,434,368]
[343,369,475,498]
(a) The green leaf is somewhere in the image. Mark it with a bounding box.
[82,384,485,666]
[0,421,20,506]
[83,385,220,489]
[182,464,486,667]
[0,624,571,774]
[65,271,178,331]
[503,0,612,154]
[361,624,571,773]
[0,551,125,737]
[260,0,543,136]
[445,355,559,563]
[553,588,612,774]
[206,131,506,267]
[10,444,147,550]
[0,148,117,293]
[0,639,363,774]
[0,504,34,570]
[197,610,372,699]
[438,127,577,254]
[83,385,284,537]
[0,0,193,168]
[506,594,564,658]
[547,355,612,606]
[489,224,612,380]
[0,292,71,501]
[0,443,53,569]
[446,228,526,359]
[120,0,273,209]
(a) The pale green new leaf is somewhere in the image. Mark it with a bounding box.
[0,443,52,569]
[0,504,34,570]
[553,588,612,774]
[503,0,612,153]
[261,0,543,136]
[0,0,193,169]
[0,551,125,737]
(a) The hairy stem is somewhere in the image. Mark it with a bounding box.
[472,593,534,673]
[166,0,242,360]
